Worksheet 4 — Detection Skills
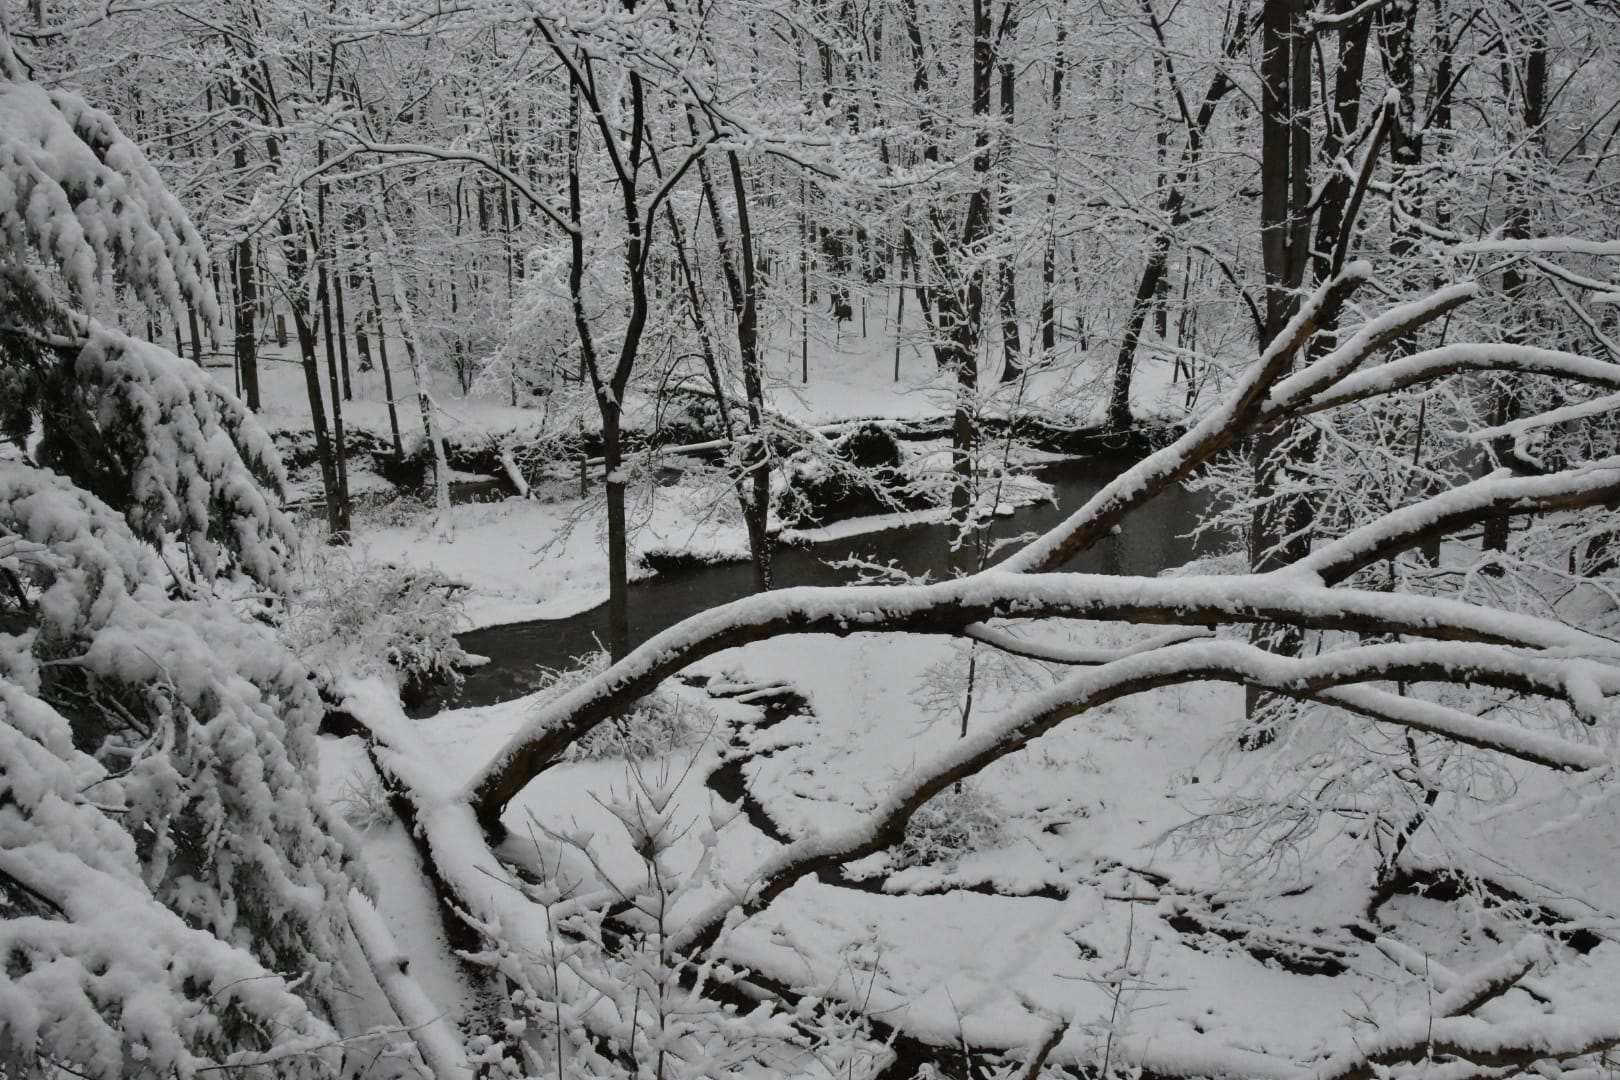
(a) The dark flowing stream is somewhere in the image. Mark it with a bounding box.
[418,455,1222,715]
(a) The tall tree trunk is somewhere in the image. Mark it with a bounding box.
[1248,0,1317,578]
[1244,0,1319,730]
[366,267,405,459]
[274,222,346,542]
[1380,0,1422,289]
[351,269,374,372]
[377,211,452,528]
[186,304,202,364]
[333,259,354,400]
[318,256,352,539]
[726,152,773,592]
[1109,242,1171,431]
[689,118,775,594]
[1040,15,1066,359]
[290,286,347,543]
[231,241,260,410]
[995,2,1022,384]
[1483,26,1546,558]
[226,74,260,410]
[938,0,996,576]
[559,72,631,660]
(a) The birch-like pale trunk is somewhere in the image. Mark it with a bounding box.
[375,208,452,530]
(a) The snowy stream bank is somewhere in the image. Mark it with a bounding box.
[418,454,1218,713]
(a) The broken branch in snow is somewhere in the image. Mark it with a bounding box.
[345,889,470,1080]
[1014,1020,1070,1080]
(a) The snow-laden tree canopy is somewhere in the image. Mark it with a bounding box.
[0,35,351,1078]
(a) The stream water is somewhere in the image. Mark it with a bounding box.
[419,456,1222,715]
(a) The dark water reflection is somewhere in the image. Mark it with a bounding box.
[418,456,1221,714]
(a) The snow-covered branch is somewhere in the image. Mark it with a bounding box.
[671,640,1614,955]
[1301,343,1620,415]
[1298,461,1620,585]
[466,570,1620,822]
[999,265,1372,574]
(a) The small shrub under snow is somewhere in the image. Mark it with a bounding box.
[893,782,1005,869]
[332,769,396,831]
[283,555,470,689]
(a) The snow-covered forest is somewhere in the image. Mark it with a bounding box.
[8,0,1620,1076]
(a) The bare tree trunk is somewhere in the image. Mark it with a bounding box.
[290,284,348,543]
[558,73,632,660]
[1244,0,1318,730]
[895,256,907,381]
[186,304,202,364]
[333,253,354,401]
[231,240,259,410]
[351,269,374,372]
[995,3,1023,384]
[937,0,996,576]
[1483,27,1545,558]
[377,211,452,528]
[317,258,353,539]
[366,268,405,459]
[226,75,259,410]
[1244,0,1379,730]
[689,129,775,593]
[1248,0,1317,577]
[1039,14,1066,359]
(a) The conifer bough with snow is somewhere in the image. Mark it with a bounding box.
[0,42,351,1078]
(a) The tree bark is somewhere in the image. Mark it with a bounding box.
[1483,27,1545,558]
[995,2,1022,384]
[333,253,354,401]
[690,132,775,593]
[317,255,352,542]
[1245,0,1323,729]
[226,74,260,411]
[365,266,406,459]
[377,210,452,527]
[1040,15,1066,359]
[231,240,259,411]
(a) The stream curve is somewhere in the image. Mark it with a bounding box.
[419,455,1221,714]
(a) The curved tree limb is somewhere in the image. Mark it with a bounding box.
[1300,459,1620,585]
[466,571,1620,824]
[963,623,1216,664]
[1259,283,1478,415]
[670,640,1614,955]
[1301,342,1620,414]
